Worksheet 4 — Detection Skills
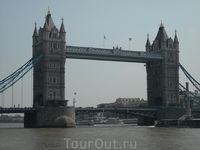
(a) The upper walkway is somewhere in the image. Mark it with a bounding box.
[66,46,163,63]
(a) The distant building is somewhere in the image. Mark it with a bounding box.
[97,98,147,108]
[180,90,200,108]
[115,98,147,108]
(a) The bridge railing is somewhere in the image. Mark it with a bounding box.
[0,107,36,113]
[75,107,156,111]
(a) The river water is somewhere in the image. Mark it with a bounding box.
[0,123,200,150]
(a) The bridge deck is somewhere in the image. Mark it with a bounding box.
[1,107,199,116]
[0,108,36,113]
[66,46,163,63]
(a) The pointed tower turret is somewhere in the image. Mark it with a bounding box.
[145,33,151,52]
[60,17,66,33]
[43,20,49,40]
[32,22,38,45]
[33,22,38,37]
[59,17,66,43]
[174,30,179,50]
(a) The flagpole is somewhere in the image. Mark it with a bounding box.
[129,38,132,50]
[103,38,105,48]
[103,35,106,48]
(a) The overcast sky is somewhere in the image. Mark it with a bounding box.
[0,0,199,107]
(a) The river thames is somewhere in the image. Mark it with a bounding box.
[0,123,200,150]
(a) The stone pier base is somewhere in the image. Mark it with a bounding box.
[156,108,191,120]
[24,107,75,128]
[137,117,154,125]
[137,108,191,126]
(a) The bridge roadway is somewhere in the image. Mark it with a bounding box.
[1,107,200,118]
[66,46,163,63]
[75,107,157,118]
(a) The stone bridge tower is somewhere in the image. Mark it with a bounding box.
[139,23,191,124]
[32,10,66,107]
[146,23,180,108]
[25,9,75,128]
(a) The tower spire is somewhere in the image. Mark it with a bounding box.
[174,29,179,43]
[155,21,168,42]
[160,20,164,28]
[60,17,66,33]
[33,22,38,36]
[146,33,151,47]
[47,6,50,15]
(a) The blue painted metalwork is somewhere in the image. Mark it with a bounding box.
[75,108,156,118]
[179,63,200,91]
[179,83,200,105]
[191,108,200,113]
[0,53,43,93]
[66,46,163,63]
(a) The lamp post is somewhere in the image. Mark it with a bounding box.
[73,92,76,107]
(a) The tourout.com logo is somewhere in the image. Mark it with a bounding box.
[64,138,137,149]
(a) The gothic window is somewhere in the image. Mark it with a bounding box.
[49,63,52,68]
[170,82,173,87]
[56,89,60,98]
[53,33,57,38]
[49,89,53,97]
[172,69,175,74]
[56,63,60,68]
[49,77,53,83]
[53,78,56,83]
[53,63,56,68]
[167,69,175,74]
[56,77,60,83]
[53,91,56,97]
[173,94,176,100]
[168,82,174,87]
[170,94,173,99]
[53,43,57,49]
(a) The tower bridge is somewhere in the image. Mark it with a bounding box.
[1,9,199,127]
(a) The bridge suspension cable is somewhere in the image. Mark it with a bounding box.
[0,53,43,93]
[179,63,200,91]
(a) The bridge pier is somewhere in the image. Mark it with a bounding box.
[137,117,154,125]
[137,108,191,126]
[24,107,75,128]
[156,108,191,120]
